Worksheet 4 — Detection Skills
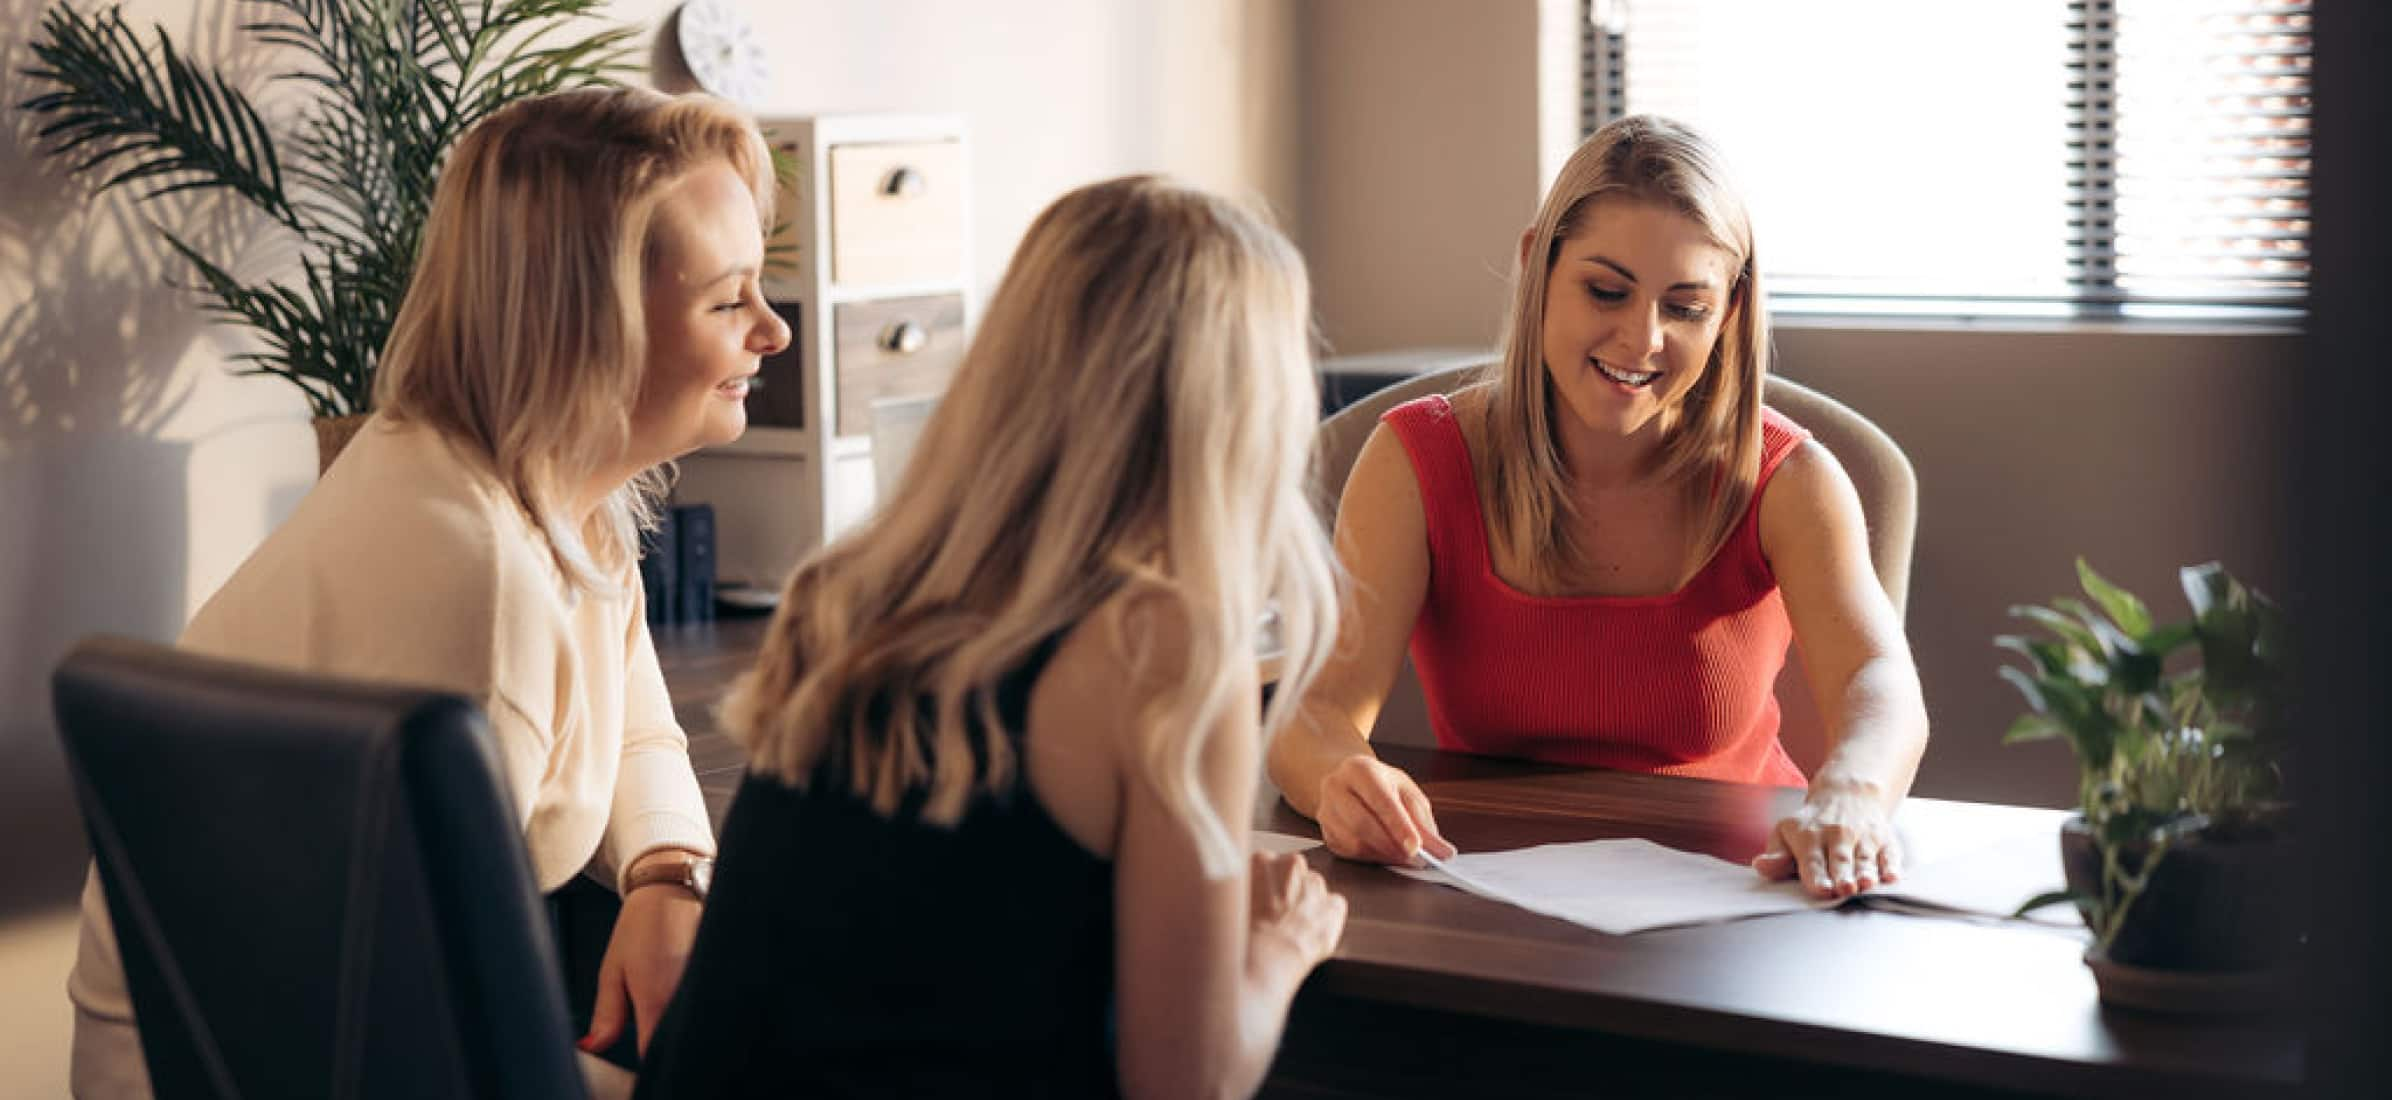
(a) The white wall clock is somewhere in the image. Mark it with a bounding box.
[672,0,769,107]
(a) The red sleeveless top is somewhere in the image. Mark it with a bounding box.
[1385,394,1810,787]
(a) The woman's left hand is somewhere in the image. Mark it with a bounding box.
[1752,782,1902,899]
[580,876,704,1057]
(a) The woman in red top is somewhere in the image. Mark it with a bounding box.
[1268,116,1929,899]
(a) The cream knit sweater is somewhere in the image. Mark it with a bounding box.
[67,416,716,1097]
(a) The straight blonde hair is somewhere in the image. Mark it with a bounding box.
[727,176,1337,878]
[1484,114,1768,594]
[375,87,774,593]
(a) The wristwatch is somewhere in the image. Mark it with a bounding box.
[625,855,715,900]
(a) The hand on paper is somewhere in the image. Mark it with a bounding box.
[1751,782,1903,899]
[1247,850,1348,969]
[1313,754,1457,865]
[581,876,704,1057]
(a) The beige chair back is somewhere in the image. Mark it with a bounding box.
[1309,360,1917,762]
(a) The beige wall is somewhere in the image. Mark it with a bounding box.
[1297,0,1549,355]
[1774,323,2293,808]
[1,0,292,923]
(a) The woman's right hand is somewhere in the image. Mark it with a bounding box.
[1247,851,1348,969]
[1313,755,1456,865]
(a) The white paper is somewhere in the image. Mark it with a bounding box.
[1250,830,1323,856]
[1395,838,1834,934]
[1389,799,2083,936]
[1868,825,2083,929]
[1889,796,2069,872]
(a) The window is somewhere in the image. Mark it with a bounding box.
[1583,0,2310,319]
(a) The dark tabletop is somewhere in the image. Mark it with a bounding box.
[654,617,2301,1099]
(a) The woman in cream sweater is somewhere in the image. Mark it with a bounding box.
[68,87,790,1094]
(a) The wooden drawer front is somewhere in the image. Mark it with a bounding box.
[829,141,964,286]
[833,294,965,437]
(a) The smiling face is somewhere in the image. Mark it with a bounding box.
[627,160,791,466]
[1537,198,1740,451]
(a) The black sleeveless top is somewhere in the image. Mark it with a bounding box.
[634,635,1117,1098]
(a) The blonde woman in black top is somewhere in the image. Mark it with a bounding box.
[637,176,1347,1098]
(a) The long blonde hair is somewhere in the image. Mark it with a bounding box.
[1484,114,1767,594]
[728,176,1337,877]
[375,87,774,593]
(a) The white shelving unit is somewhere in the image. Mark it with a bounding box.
[676,114,972,593]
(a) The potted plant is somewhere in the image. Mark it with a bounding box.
[18,0,635,471]
[1997,559,2296,1013]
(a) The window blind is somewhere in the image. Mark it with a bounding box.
[1583,0,2310,317]
[2078,0,2311,308]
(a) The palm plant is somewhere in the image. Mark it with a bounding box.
[18,0,636,419]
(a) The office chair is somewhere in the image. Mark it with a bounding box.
[52,636,589,1100]
[1310,360,1918,761]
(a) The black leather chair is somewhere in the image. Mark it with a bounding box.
[53,636,588,1100]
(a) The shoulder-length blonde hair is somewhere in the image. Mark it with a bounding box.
[1484,114,1767,594]
[728,176,1337,877]
[375,87,774,593]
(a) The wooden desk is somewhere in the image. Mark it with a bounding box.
[1252,748,2301,1099]
[654,620,2301,1099]
[653,617,770,825]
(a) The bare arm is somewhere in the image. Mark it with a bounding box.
[1755,440,1932,896]
[1108,599,1345,1100]
[1265,423,1453,863]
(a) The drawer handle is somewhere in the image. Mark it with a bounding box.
[879,320,929,355]
[880,166,926,198]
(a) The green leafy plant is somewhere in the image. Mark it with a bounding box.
[1996,559,2289,955]
[18,0,637,418]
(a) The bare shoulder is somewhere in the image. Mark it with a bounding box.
[1759,439,1866,561]
[1343,418,1422,522]
[1032,579,1219,760]
[1029,579,1241,859]
[1347,382,1484,517]
[1762,439,1853,508]
[1354,380,1493,464]
[1049,580,1197,693]
[1345,380,1495,532]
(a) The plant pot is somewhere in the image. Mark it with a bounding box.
[2058,816,2298,973]
[2080,945,2295,1017]
[312,414,370,475]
